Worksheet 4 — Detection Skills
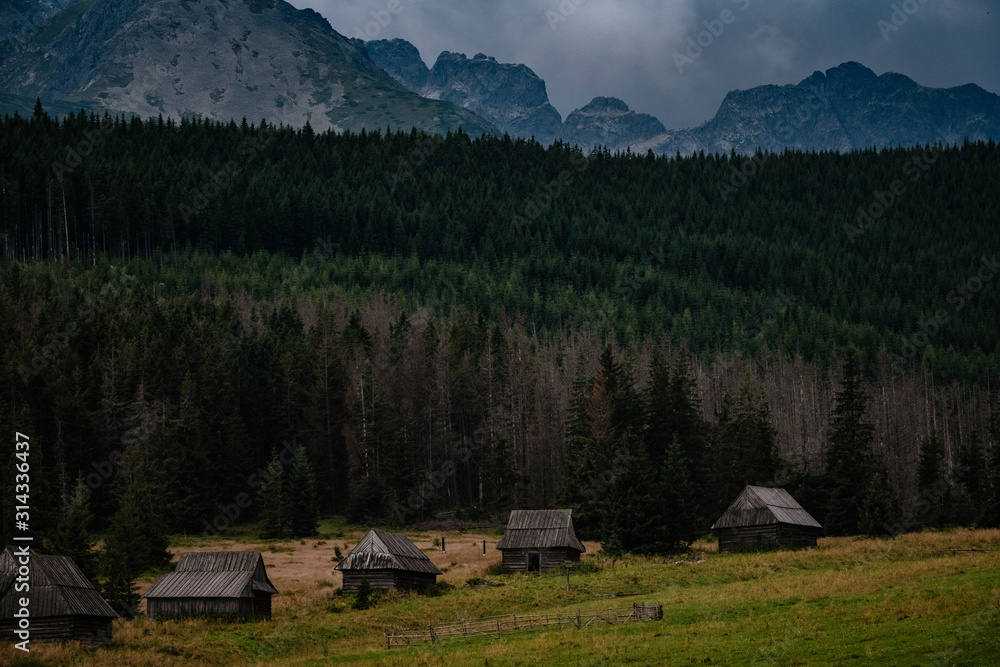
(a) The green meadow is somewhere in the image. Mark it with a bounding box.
[5,527,998,666]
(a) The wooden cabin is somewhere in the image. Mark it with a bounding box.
[496,509,586,572]
[143,551,277,620]
[0,546,117,646]
[335,529,441,592]
[712,485,823,552]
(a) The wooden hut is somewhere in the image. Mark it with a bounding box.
[335,529,441,592]
[143,551,277,620]
[0,546,117,646]
[496,509,586,572]
[712,485,823,552]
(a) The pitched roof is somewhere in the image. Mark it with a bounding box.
[711,485,822,530]
[495,509,586,552]
[334,529,442,575]
[143,551,278,599]
[0,546,118,619]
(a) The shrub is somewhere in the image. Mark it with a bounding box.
[571,560,602,575]
[484,561,507,576]
[352,577,373,610]
[422,581,454,597]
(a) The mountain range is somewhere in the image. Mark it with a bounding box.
[0,0,495,136]
[2,0,998,153]
[367,38,1000,154]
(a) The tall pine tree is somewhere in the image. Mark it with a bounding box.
[287,444,320,538]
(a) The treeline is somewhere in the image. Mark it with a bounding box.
[1,102,999,383]
[1,256,999,556]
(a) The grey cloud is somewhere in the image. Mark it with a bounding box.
[292,0,1000,130]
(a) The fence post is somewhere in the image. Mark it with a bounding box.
[429,624,435,644]
[576,609,581,629]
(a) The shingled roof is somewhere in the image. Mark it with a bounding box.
[334,529,442,575]
[143,551,277,600]
[495,509,586,552]
[711,486,822,530]
[0,546,117,619]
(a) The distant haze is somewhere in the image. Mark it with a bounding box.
[289,0,1000,129]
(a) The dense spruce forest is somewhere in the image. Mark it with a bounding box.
[2,104,1000,577]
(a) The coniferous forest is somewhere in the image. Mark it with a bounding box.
[2,104,1000,573]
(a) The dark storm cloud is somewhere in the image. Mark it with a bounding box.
[290,0,1000,130]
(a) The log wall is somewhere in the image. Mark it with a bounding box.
[0,615,113,646]
[145,597,269,620]
[341,569,436,592]
[500,548,580,572]
[717,524,820,552]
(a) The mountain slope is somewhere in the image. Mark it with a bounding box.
[639,62,1000,155]
[561,97,665,151]
[0,0,496,135]
[365,40,563,144]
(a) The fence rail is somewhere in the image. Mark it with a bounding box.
[385,603,662,648]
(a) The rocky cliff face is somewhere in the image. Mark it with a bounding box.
[0,0,496,136]
[367,41,999,155]
[561,97,666,151]
[638,62,1000,155]
[366,40,563,145]
[363,38,429,92]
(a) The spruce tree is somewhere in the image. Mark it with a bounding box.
[824,348,895,535]
[258,449,288,539]
[658,436,698,552]
[101,461,170,616]
[916,430,947,527]
[45,478,98,582]
[287,445,320,538]
[713,372,779,518]
[599,432,659,556]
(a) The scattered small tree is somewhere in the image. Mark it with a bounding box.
[45,478,98,582]
[100,459,169,616]
[352,575,373,610]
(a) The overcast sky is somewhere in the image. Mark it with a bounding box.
[289,0,999,129]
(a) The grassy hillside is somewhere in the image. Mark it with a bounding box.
[5,526,998,665]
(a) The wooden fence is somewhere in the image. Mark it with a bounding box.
[385,603,662,648]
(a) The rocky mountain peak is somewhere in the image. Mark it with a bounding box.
[580,96,631,113]
[0,0,496,136]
